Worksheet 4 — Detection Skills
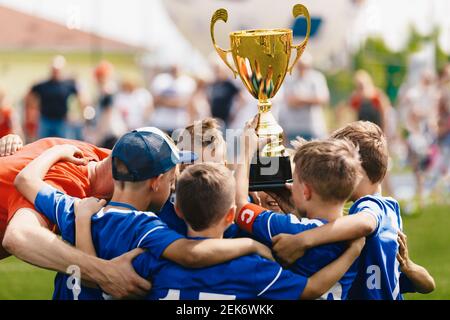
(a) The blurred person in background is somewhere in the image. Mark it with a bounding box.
[24,56,86,140]
[206,61,243,129]
[150,65,196,135]
[187,74,212,123]
[0,88,24,141]
[85,60,126,149]
[401,70,440,208]
[280,53,329,141]
[348,70,391,132]
[114,77,153,131]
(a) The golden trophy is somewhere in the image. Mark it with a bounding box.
[210,4,311,191]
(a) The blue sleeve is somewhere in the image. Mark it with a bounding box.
[254,259,307,300]
[252,212,320,246]
[399,272,417,294]
[34,184,77,243]
[134,215,185,258]
[132,251,158,279]
[158,200,188,236]
[349,197,383,235]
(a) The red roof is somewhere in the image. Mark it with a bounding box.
[0,5,139,52]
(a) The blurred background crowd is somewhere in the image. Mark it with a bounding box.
[0,0,449,210]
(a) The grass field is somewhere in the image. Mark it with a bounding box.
[0,205,449,300]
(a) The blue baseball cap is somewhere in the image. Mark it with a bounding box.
[112,127,198,182]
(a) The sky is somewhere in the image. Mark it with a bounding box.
[0,0,448,66]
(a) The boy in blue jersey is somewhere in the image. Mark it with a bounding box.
[271,121,435,299]
[158,118,243,238]
[234,118,363,300]
[129,162,365,300]
[14,127,274,300]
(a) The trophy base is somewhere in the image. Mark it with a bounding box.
[249,156,293,192]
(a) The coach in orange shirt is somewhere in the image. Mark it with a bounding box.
[0,135,151,298]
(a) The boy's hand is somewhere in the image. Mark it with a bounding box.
[0,134,23,156]
[397,231,412,272]
[267,183,295,214]
[252,240,275,262]
[242,115,274,158]
[272,232,308,266]
[100,248,152,299]
[75,197,106,220]
[50,144,88,166]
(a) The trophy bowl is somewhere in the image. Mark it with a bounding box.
[210,4,311,191]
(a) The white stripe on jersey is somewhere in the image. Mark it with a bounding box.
[257,267,283,297]
[137,226,165,248]
[267,213,275,240]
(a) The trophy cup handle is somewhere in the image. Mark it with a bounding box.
[287,4,311,74]
[210,8,239,78]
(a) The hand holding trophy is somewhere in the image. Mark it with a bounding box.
[210,4,311,191]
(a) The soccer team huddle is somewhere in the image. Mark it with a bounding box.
[0,117,435,300]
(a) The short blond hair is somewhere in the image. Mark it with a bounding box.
[294,139,361,202]
[331,121,388,184]
[176,118,225,159]
[176,163,235,231]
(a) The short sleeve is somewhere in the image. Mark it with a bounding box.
[399,272,417,294]
[134,216,185,258]
[236,203,320,246]
[31,83,41,96]
[349,198,383,236]
[132,251,158,279]
[34,184,77,242]
[158,200,187,236]
[254,259,307,300]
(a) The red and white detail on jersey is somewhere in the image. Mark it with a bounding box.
[236,203,266,234]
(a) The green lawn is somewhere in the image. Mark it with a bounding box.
[0,205,449,300]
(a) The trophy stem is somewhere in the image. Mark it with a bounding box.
[256,99,286,157]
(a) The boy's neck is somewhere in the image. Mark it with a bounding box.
[107,190,151,212]
[87,157,114,199]
[353,179,382,200]
[186,225,225,240]
[305,199,345,222]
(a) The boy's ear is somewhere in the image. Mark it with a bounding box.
[149,174,164,192]
[303,183,312,201]
[225,205,236,224]
[174,202,184,219]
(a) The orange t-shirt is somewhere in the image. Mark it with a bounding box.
[0,138,111,244]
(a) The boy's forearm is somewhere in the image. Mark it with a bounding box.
[163,238,258,268]
[402,261,436,294]
[235,139,254,212]
[14,147,62,203]
[75,217,97,257]
[299,214,375,249]
[301,245,360,299]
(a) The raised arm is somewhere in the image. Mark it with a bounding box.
[397,231,435,294]
[300,237,365,299]
[272,212,377,266]
[14,144,87,203]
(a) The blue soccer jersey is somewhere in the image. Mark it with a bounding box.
[34,184,184,300]
[236,203,358,300]
[347,195,415,300]
[132,238,308,300]
[158,199,243,239]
